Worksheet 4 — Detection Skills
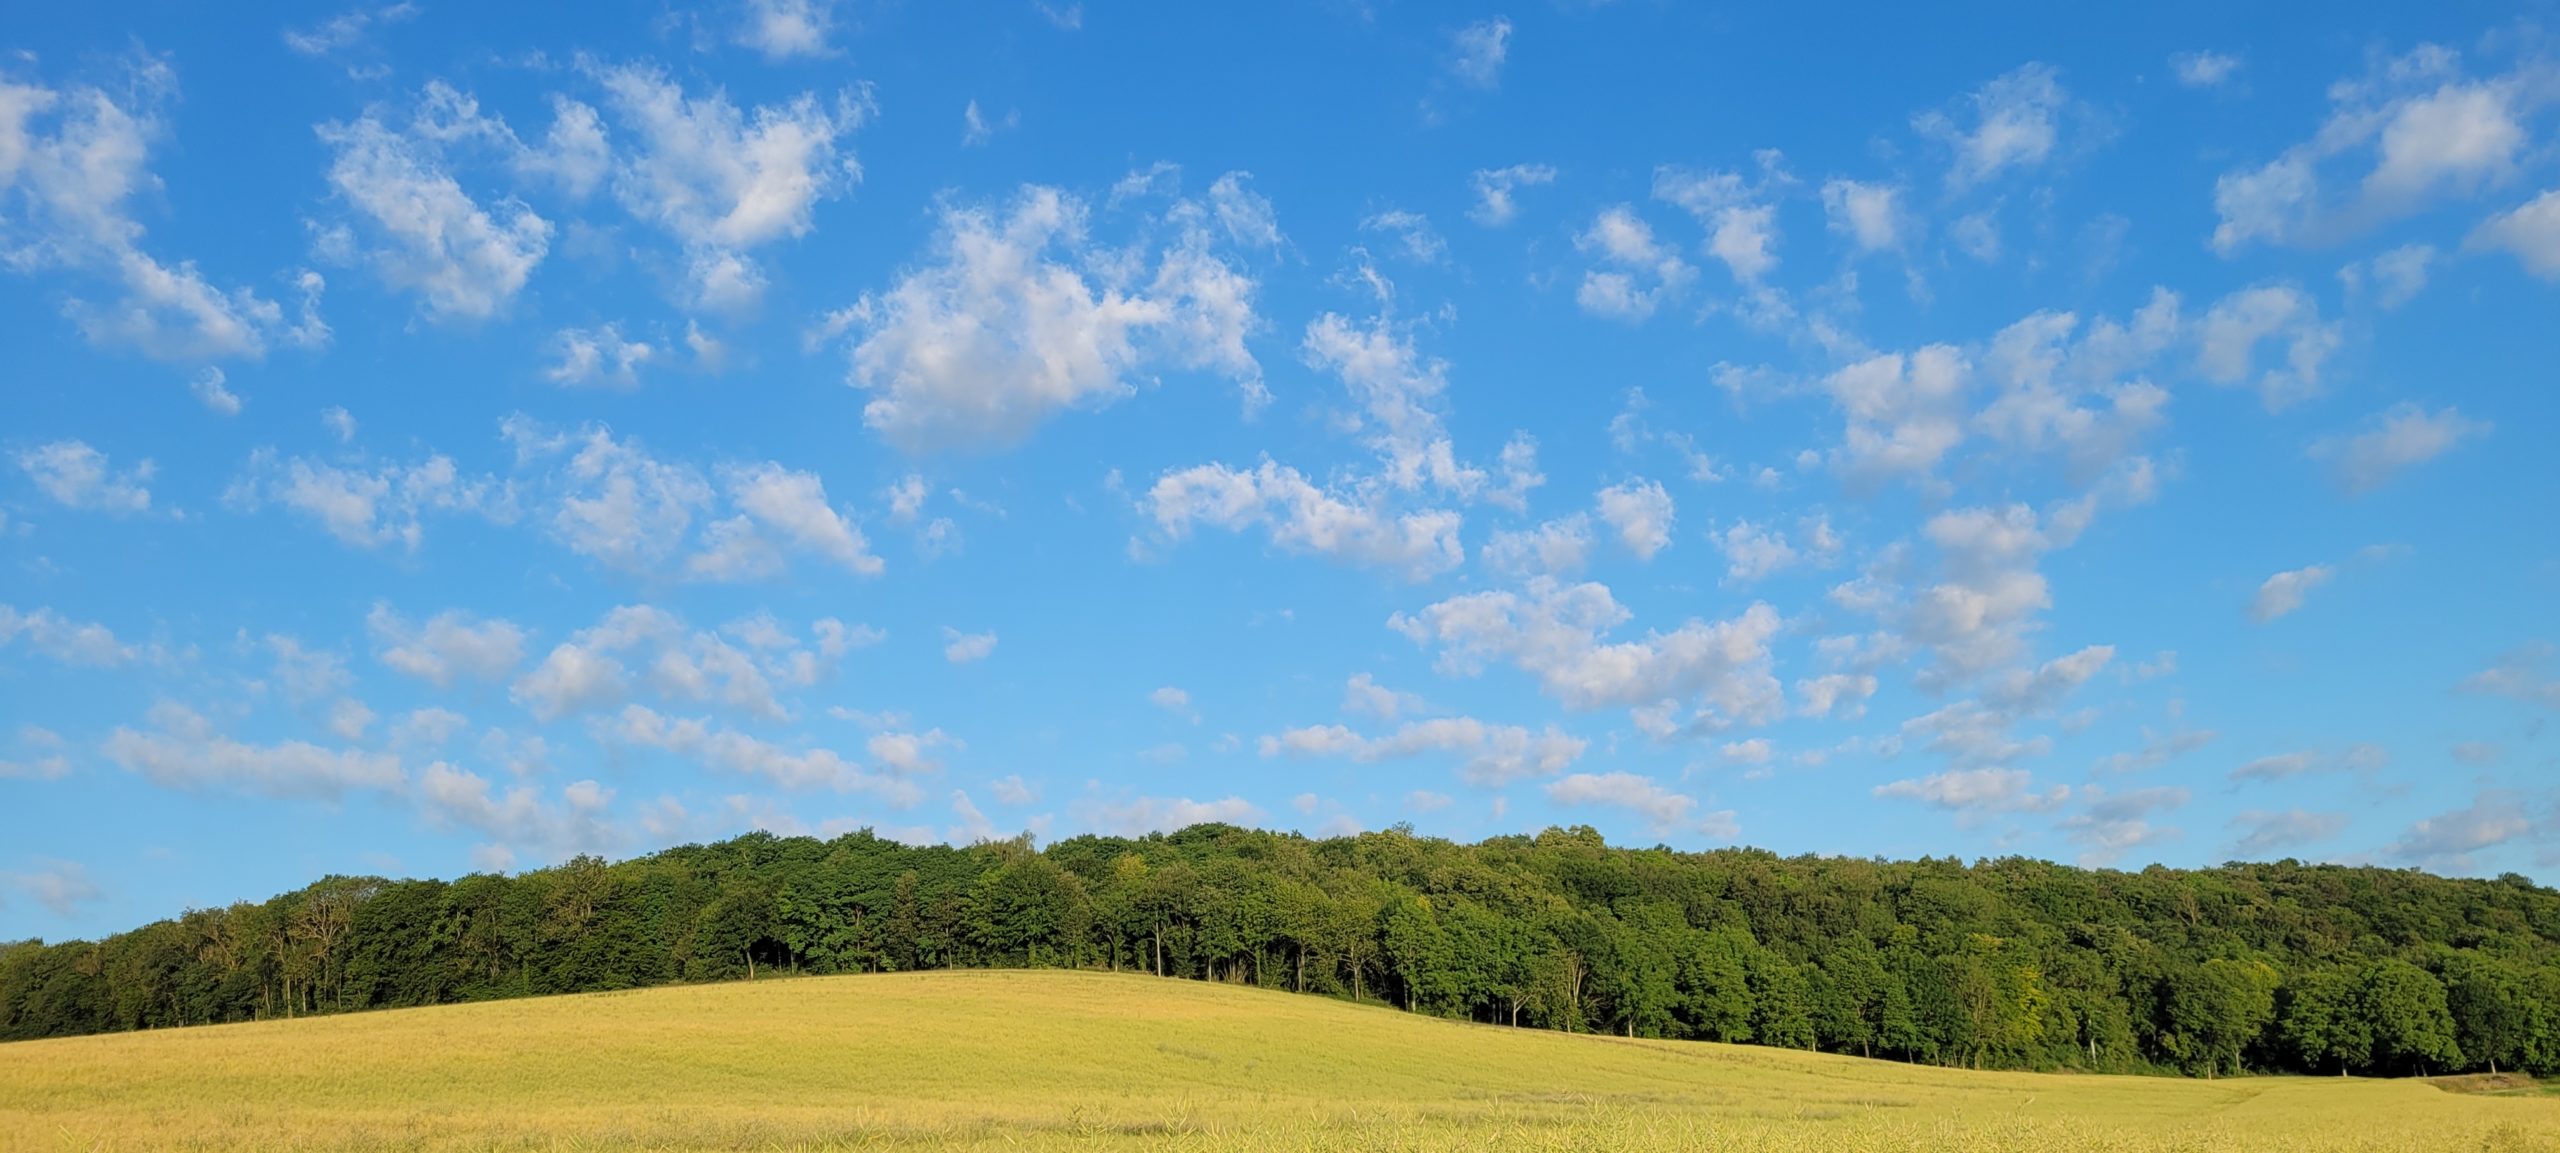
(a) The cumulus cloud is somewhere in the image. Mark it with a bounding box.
[1654,164,1786,284]
[2228,809,2349,858]
[1482,515,1592,579]
[1360,209,1446,264]
[1820,179,1906,253]
[313,109,552,322]
[2338,243,2435,308]
[225,446,514,551]
[2460,644,2560,710]
[1873,766,2070,814]
[1574,206,1694,321]
[2061,786,2188,865]
[103,702,403,798]
[367,604,527,686]
[2387,792,2533,871]
[593,62,870,310]
[1447,17,1512,89]
[599,703,918,802]
[0,604,137,667]
[1594,479,1674,560]
[942,627,997,664]
[1913,63,2072,189]
[284,3,419,58]
[1822,344,1969,485]
[2470,189,2560,278]
[1391,577,1783,727]
[544,323,655,388]
[1,61,306,360]
[511,604,836,723]
[2193,283,2339,410]
[2172,51,2243,89]
[1261,716,1586,785]
[834,180,1266,450]
[2309,403,2489,493]
[1144,459,1464,581]
[190,367,244,415]
[4,859,105,917]
[2212,46,2534,252]
[1468,163,1555,227]
[15,440,153,514]
[1546,771,1736,839]
[2248,565,2333,623]
[736,0,836,59]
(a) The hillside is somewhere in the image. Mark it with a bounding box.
[1,969,2554,1151]
[9,826,2560,1082]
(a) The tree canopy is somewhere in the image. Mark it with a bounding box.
[6,823,2558,1080]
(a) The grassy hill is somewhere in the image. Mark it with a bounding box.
[1,970,2552,1151]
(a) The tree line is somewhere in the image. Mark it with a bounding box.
[4,823,2557,1078]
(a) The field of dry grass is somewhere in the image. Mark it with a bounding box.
[1,969,2553,1151]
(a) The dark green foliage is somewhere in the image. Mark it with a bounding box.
[3,823,2558,1080]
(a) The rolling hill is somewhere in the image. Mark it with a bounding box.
[1,969,2553,1151]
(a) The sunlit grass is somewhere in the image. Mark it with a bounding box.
[2,969,2551,1150]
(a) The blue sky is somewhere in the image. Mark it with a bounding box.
[4,0,2558,939]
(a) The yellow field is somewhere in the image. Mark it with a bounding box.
[0,970,2551,1151]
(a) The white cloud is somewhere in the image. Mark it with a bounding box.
[0,725,71,781]
[2193,283,2338,410]
[988,774,1036,805]
[1654,165,1784,283]
[1482,515,1592,579]
[1073,794,1262,836]
[942,627,997,664]
[314,110,552,322]
[0,604,137,667]
[103,702,403,798]
[367,604,527,686]
[2171,51,2243,89]
[1,63,300,360]
[2460,644,2560,710]
[1822,344,1969,484]
[1914,63,2070,189]
[1148,686,1194,716]
[1261,716,1585,786]
[2228,809,2349,858]
[16,440,152,514]
[961,100,1018,147]
[867,728,954,774]
[1711,520,1799,584]
[1546,772,1735,839]
[226,447,513,551]
[3,859,105,917]
[594,63,870,311]
[692,461,885,580]
[322,406,358,442]
[2309,403,2489,493]
[1820,179,1906,253]
[1594,479,1674,560]
[2339,243,2434,308]
[2248,565,2333,623]
[1447,17,1512,89]
[1794,673,1877,720]
[737,0,836,59]
[839,181,1265,450]
[1873,766,2070,813]
[1574,206,1693,321]
[2470,189,2560,278]
[544,324,655,388]
[1468,163,1555,227]
[265,633,353,704]
[2061,786,2188,865]
[511,604,825,723]
[504,418,711,571]
[1391,577,1783,726]
[599,703,916,802]
[1144,459,1464,581]
[283,3,419,58]
[190,367,243,415]
[1360,209,1446,263]
[1342,673,1424,721]
[2387,792,2532,871]
[2211,47,2533,252]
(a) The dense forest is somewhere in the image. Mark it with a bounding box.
[5,823,2558,1078]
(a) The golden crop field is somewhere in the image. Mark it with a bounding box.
[0,970,2552,1152]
